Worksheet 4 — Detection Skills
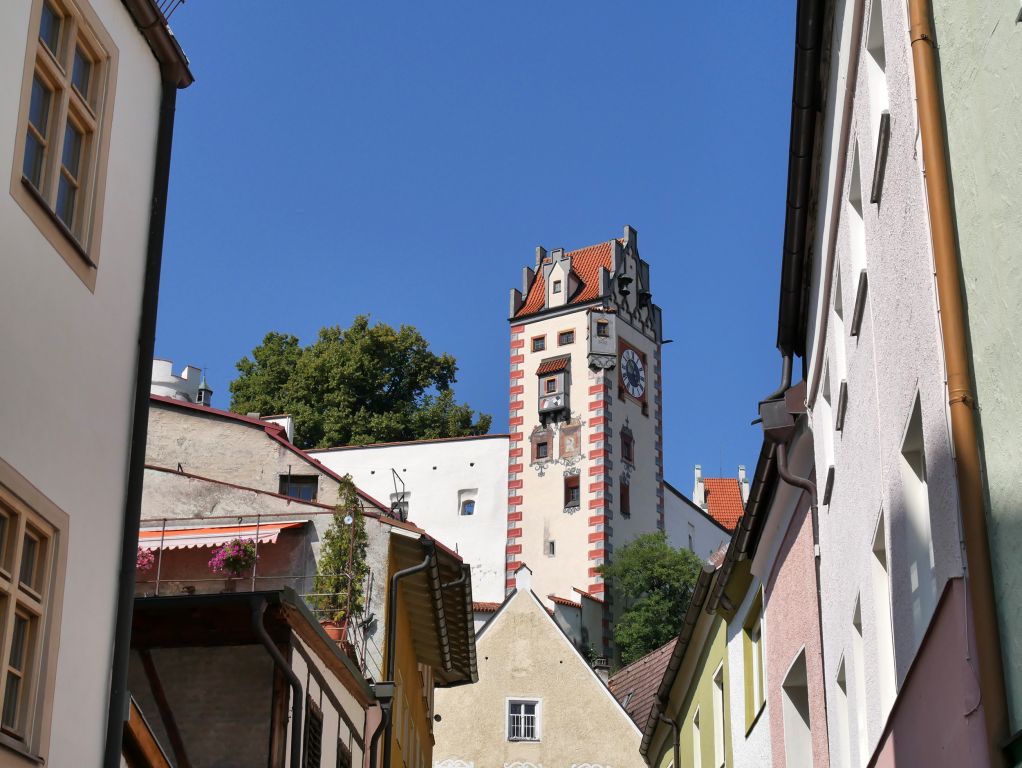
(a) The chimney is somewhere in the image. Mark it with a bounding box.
[593,657,610,683]
[535,246,547,270]
[738,465,750,503]
[693,465,706,509]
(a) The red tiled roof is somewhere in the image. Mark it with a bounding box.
[548,594,582,609]
[572,586,604,604]
[473,602,502,612]
[536,356,571,376]
[703,478,744,531]
[608,638,678,727]
[515,240,617,318]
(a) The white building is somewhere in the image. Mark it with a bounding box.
[507,226,665,655]
[310,434,510,603]
[663,479,732,562]
[150,358,212,406]
[0,0,191,765]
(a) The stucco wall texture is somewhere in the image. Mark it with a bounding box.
[930,0,1022,732]
[764,495,829,768]
[433,585,644,768]
[0,0,164,763]
[804,0,967,763]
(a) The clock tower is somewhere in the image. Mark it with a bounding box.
[506,225,664,656]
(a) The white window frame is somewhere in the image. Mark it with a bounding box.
[505,697,541,742]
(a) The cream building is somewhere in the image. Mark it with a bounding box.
[433,566,644,768]
[507,226,664,655]
[0,1,191,765]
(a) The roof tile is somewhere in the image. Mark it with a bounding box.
[608,638,678,727]
[515,240,617,318]
[703,477,744,531]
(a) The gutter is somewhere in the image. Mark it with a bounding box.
[382,541,435,768]
[908,0,1009,760]
[102,79,180,768]
[120,0,194,87]
[251,598,304,768]
[639,562,716,760]
[776,0,827,357]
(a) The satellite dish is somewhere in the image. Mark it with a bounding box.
[343,515,354,526]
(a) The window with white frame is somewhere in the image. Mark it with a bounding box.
[834,657,852,768]
[507,699,540,741]
[744,591,765,729]
[851,597,868,765]
[692,707,702,766]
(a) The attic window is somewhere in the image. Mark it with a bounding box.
[552,280,562,294]
[279,475,317,502]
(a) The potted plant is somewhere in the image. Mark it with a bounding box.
[136,546,155,573]
[208,538,258,580]
[313,475,369,643]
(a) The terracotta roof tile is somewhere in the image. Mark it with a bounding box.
[536,355,571,375]
[515,240,618,318]
[703,477,744,531]
[547,594,582,608]
[608,638,678,727]
[473,602,502,612]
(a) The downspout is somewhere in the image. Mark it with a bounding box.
[764,353,793,402]
[658,714,680,768]
[367,709,388,768]
[252,599,304,768]
[383,543,435,768]
[102,80,178,768]
[908,1,1008,761]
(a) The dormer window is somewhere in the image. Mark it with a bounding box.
[552,280,562,294]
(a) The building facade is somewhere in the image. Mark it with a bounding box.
[311,434,510,603]
[0,1,190,764]
[507,226,665,652]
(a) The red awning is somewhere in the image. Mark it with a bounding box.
[138,520,307,550]
[536,356,570,375]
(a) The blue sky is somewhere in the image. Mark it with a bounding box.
[155,3,795,489]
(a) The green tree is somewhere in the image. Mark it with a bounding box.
[229,316,491,448]
[312,476,369,624]
[598,532,704,666]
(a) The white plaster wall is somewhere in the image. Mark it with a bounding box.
[0,0,163,763]
[802,0,963,762]
[664,482,729,561]
[310,436,509,603]
[150,358,202,402]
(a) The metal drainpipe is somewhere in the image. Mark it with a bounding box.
[251,599,303,768]
[764,353,793,402]
[658,714,680,768]
[102,80,178,768]
[383,545,434,768]
[368,707,388,768]
[908,0,1008,760]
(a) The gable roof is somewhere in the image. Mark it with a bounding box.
[609,638,678,728]
[149,394,390,513]
[703,477,745,531]
[515,240,617,319]
[663,480,732,535]
[475,582,641,737]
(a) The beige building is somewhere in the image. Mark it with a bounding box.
[507,226,664,656]
[433,565,644,768]
[0,0,191,765]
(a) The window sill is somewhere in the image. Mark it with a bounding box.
[0,732,44,765]
[20,177,96,268]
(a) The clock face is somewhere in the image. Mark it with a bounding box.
[621,348,646,399]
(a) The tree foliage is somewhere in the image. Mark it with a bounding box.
[312,476,369,624]
[229,316,491,448]
[598,532,704,666]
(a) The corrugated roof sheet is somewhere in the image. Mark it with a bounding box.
[608,638,678,727]
[515,240,617,318]
[703,477,744,531]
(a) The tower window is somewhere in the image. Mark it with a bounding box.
[545,378,557,394]
[564,475,580,508]
[620,480,630,518]
[552,280,562,294]
[531,336,546,352]
[596,320,610,338]
[532,431,551,462]
[558,330,574,346]
[621,431,634,464]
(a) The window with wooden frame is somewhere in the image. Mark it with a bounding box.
[557,330,574,346]
[302,697,323,768]
[564,475,580,508]
[620,429,634,465]
[531,336,546,352]
[0,486,56,752]
[620,479,630,518]
[531,431,550,462]
[596,320,610,338]
[12,0,117,291]
[544,377,557,394]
